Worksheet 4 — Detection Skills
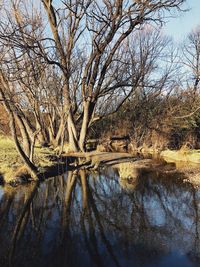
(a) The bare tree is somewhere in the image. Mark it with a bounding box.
[182,26,200,93]
[0,70,39,178]
[171,26,200,122]
[0,0,186,152]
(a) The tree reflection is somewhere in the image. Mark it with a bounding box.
[0,167,200,267]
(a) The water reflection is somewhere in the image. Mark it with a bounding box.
[0,167,200,267]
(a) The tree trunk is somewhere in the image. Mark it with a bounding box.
[48,112,56,145]
[55,117,65,146]
[67,112,79,152]
[9,113,38,179]
[36,120,48,146]
[15,115,31,158]
[30,128,41,163]
[79,101,95,152]
[33,110,48,146]
[0,86,38,179]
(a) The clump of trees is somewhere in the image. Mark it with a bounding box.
[1,0,198,175]
[92,26,200,150]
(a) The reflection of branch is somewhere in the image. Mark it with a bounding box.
[153,187,185,230]
[61,171,77,233]
[0,193,15,229]
[9,182,39,267]
[191,187,200,255]
[80,170,105,267]
[80,170,89,211]
[65,171,77,211]
[81,212,105,267]
[86,178,121,267]
[57,171,78,266]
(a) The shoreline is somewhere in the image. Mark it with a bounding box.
[1,137,200,186]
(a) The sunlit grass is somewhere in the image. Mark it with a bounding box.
[161,149,200,163]
[0,135,57,183]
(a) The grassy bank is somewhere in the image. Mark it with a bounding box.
[131,145,200,165]
[160,149,200,164]
[1,134,200,186]
[0,136,57,184]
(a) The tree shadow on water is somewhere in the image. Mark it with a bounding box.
[0,166,200,267]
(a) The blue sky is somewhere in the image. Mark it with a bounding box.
[33,0,199,43]
[163,0,200,42]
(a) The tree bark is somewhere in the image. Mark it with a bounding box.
[0,79,38,179]
[67,112,79,152]
[79,100,95,152]
[9,112,38,179]
[55,117,65,147]
[15,115,31,158]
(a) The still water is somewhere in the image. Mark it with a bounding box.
[0,166,200,267]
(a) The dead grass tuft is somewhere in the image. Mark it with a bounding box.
[0,135,57,184]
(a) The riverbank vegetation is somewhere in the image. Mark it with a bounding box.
[0,135,57,184]
[0,0,200,184]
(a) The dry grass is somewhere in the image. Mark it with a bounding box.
[161,149,200,164]
[0,135,57,183]
[117,162,140,179]
[54,142,70,154]
[116,160,155,192]
[119,176,138,191]
[115,159,160,177]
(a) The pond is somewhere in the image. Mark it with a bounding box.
[0,165,200,267]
